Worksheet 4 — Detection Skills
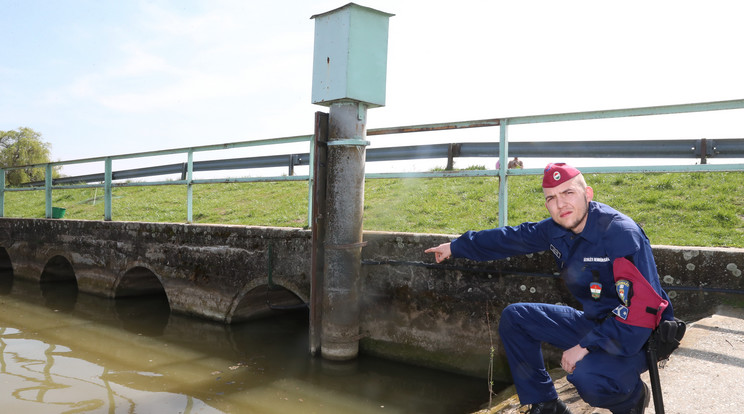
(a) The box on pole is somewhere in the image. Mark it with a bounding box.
[311,3,394,108]
[309,3,393,361]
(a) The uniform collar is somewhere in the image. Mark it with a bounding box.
[578,201,601,243]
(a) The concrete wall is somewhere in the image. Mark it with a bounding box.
[0,219,311,323]
[359,232,744,378]
[1,218,742,379]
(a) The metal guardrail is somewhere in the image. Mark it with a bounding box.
[0,135,313,222]
[23,153,313,186]
[22,138,744,187]
[1,99,744,225]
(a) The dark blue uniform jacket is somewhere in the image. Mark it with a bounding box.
[450,201,674,357]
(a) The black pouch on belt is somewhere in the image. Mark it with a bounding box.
[652,317,687,362]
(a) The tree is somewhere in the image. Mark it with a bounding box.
[0,127,60,186]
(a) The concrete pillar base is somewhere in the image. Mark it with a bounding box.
[319,101,367,361]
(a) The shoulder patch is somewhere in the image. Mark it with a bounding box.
[616,279,633,307]
[612,304,629,320]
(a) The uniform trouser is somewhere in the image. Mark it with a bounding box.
[498,303,647,413]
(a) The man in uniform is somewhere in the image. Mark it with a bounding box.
[425,163,674,414]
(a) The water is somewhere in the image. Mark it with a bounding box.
[0,278,490,413]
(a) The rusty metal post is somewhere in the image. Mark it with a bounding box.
[310,111,329,356]
[320,101,368,360]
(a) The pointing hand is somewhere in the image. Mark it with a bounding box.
[425,243,452,263]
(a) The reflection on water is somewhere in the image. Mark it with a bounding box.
[40,280,79,313]
[0,279,490,413]
[114,293,171,336]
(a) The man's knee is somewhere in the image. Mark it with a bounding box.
[498,303,524,335]
[569,371,606,407]
[569,366,638,409]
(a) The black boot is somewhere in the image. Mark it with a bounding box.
[528,398,573,414]
[613,381,650,414]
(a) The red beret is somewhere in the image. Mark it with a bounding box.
[543,163,581,188]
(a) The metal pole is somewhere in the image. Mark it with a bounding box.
[0,169,4,218]
[321,101,368,360]
[498,119,509,227]
[104,158,113,221]
[310,111,329,355]
[307,134,317,229]
[187,150,194,223]
[45,164,53,218]
[446,143,459,170]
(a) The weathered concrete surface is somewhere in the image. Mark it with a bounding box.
[359,231,744,379]
[359,231,572,378]
[0,219,311,323]
[653,245,744,319]
[0,218,742,380]
[475,305,744,414]
[321,101,368,361]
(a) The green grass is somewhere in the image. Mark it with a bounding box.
[4,172,744,247]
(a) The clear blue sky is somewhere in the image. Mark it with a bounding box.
[2,0,743,175]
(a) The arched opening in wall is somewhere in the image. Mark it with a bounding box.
[228,285,310,367]
[114,267,170,336]
[231,284,308,323]
[0,248,13,295]
[40,255,78,312]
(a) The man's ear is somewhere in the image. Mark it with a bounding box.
[585,186,594,202]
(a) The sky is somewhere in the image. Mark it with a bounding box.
[1,0,743,177]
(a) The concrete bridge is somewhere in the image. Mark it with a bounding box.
[1,217,743,379]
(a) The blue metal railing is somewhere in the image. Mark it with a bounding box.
[1,99,743,226]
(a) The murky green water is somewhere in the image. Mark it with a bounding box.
[0,278,490,413]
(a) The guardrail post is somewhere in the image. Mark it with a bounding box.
[0,169,5,218]
[187,150,194,223]
[498,119,509,227]
[104,158,113,221]
[45,164,53,218]
[446,143,461,170]
[700,138,708,164]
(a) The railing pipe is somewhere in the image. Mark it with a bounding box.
[505,99,744,125]
[367,119,501,136]
[45,135,313,167]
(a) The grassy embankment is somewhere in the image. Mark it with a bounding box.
[4,171,743,248]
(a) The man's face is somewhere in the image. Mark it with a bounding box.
[543,176,594,233]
